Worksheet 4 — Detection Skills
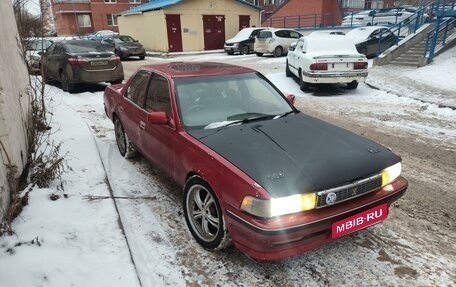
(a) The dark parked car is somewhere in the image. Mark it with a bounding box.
[103,62,408,261]
[346,26,398,58]
[224,27,265,55]
[41,40,124,92]
[101,35,146,60]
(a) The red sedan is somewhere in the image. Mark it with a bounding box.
[103,62,408,261]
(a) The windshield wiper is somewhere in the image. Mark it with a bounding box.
[273,110,295,119]
[204,114,275,129]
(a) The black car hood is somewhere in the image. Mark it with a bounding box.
[188,113,400,197]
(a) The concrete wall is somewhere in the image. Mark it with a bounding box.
[0,1,31,221]
[118,0,261,52]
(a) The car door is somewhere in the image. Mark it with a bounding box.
[367,28,382,56]
[140,72,177,175]
[118,70,151,148]
[288,38,305,75]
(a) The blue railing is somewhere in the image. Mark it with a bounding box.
[425,0,456,63]
[424,17,456,63]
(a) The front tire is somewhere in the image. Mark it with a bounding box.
[240,45,249,55]
[285,60,292,77]
[255,52,263,57]
[114,117,137,158]
[183,176,230,250]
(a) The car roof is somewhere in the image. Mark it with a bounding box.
[139,62,256,78]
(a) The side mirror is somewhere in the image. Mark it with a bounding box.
[286,94,296,105]
[147,111,168,125]
[289,46,295,52]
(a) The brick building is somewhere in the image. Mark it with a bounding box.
[50,0,147,36]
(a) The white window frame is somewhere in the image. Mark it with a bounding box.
[104,0,116,3]
[129,0,141,3]
[106,14,118,26]
[77,14,92,28]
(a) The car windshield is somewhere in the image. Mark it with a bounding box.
[115,35,136,43]
[175,72,294,130]
[66,41,113,53]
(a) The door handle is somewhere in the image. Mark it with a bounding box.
[139,121,146,130]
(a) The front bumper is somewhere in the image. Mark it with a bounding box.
[302,71,368,84]
[225,176,408,261]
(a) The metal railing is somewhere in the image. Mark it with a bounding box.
[261,12,339,29]
[425,17,456,62]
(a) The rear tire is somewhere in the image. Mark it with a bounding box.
[347,81,358,89]
[255,52,263,57]
[183,176,230,250]
[60,70,74,93]
[114,117,137,158]
[299,69,309,91]
[273,46,283,57]
[227,51,234,55]
[139,55,145,60]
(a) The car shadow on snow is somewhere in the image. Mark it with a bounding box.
[48,81,109,94]
[290,77,355,97]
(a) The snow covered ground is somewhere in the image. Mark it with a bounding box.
[0,46,455,286]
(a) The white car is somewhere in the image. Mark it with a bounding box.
[254,28,302,57]
[341,10,377,27]
[285,35,368,90]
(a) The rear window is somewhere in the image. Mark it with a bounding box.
[257,31,272,39]
[66,41,113,53]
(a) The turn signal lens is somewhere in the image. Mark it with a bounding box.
[381,162,402,186]
[309,63,328,70]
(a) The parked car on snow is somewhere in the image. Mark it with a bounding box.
[224,27,265,55]
[286,36,368,90]
[88,29,119,41]
[345,26,398,58]
[341,10,377,26]
[308,30,346,37]
[24,37,53,73]
[101,35,146,60]
[41,40,124,92]
[103,61,408,261]
[254,28,303,57]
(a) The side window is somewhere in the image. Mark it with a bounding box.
[275,30,286,38]
[126,70,151,107]
[251,29,261,37]
[290,31,301,39]
[145,73,172,116]
[295,39,304,52]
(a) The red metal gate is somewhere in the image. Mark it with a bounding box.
[166,14,183,52]
[239,15,250,30]
[203,15,225,50]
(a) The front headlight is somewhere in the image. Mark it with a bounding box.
[240,193,317,218]
[381,162,401,186]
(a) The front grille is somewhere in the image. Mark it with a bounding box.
[316,174,382,208]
